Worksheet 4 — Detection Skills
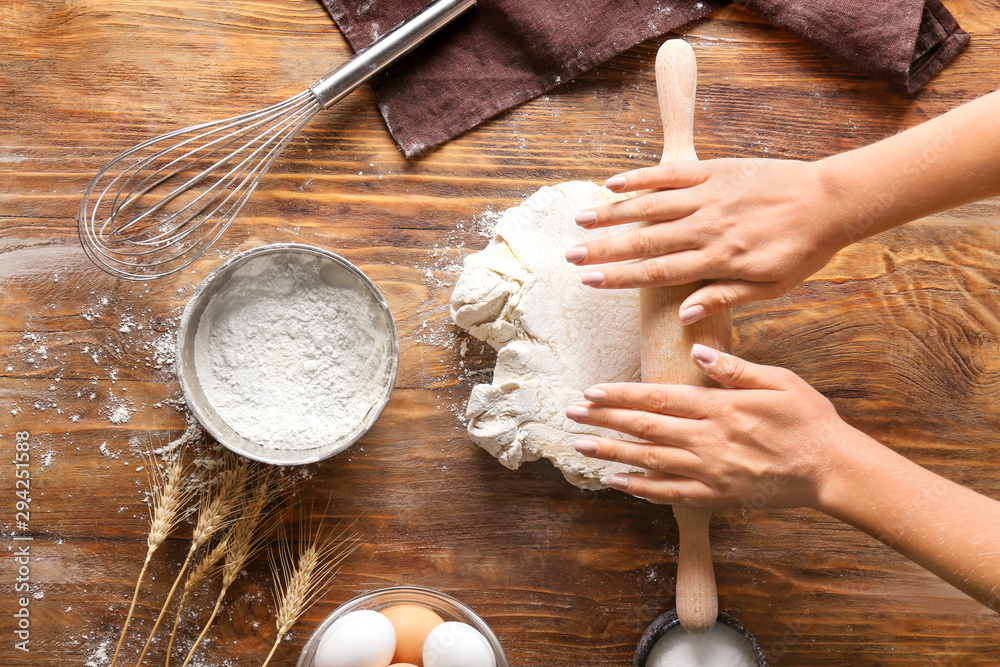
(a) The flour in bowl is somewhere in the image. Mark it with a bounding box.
[193,253,393,451]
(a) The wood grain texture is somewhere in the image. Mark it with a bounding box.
[1,1,999,665]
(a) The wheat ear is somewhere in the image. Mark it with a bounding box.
[177,469,279,667]
[259,511,360,667]
[135,452,249,666]
[111,448,193,667]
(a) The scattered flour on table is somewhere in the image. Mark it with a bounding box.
[106,401,133,425]
[194,254,393,450]
[413,207,505,358]
[411,205,506,424]
[5,283,187,431]
[84,638,111,667]
[450,181,644,489]
[150,413,204,456]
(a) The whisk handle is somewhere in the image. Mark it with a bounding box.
[310,0,476,108]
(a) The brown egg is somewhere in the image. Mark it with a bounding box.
[381,604,444,666]
[389,664,419,667]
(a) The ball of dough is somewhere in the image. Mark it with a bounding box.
[451,181,644,489]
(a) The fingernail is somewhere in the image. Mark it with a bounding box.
[692,343,718,365]
[583,387,607,402]
[574,439,599,455]
[680,304,706,325]
[566,405,589,421]
[605,176,627,191]
[575,210,598,227]
[565,246,587,264]
[607,473,630,490]
[581,271,605,287]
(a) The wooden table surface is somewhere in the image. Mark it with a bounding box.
[2,1,999,665]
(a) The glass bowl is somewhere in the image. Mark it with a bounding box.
[296,586,509,667]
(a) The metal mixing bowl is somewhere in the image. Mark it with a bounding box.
[296,586,510,667]
[176,243,399,465]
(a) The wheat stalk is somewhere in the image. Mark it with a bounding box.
[177,469,280,667]
[162,532,230,667]
[259,510,359,667]
[135,451,249,666]
[111,448,193,667]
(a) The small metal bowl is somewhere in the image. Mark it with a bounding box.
[634,610,766,667]
[296,586,510,667]
[176,243,399,465]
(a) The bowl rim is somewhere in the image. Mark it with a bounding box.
[295,585,510,667]
[175,243,399,465]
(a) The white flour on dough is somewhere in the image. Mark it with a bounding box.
[450,181,644,489]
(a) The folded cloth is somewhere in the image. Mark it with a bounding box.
[318,0,969,158]
[741,0,969,93]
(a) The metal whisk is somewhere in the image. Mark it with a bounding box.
[78,0,475,280]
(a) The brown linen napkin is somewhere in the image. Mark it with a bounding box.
[740,0,969,93]
[318,0,969,158]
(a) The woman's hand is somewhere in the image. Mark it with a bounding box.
[565,158,849,324]
[568,347,1000,610]
[565,344,863,510]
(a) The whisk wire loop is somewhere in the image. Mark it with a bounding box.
[79,92,321,279]
[114,95,317,250]
[78,0,477,280]
[106,93,316,243]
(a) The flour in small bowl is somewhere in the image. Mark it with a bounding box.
[193,253,393,451]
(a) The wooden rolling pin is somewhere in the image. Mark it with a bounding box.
[639,39,733,634]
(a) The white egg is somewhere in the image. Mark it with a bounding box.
[313,609,396,667]
[422,621,496,667]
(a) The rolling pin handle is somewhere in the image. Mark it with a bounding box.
[655,39,698,165]
[674,504,717,633]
